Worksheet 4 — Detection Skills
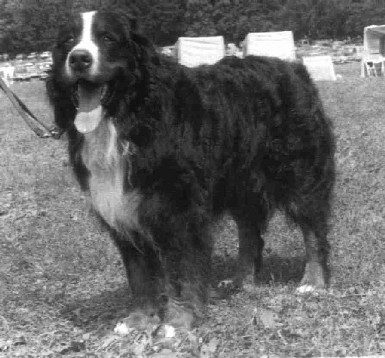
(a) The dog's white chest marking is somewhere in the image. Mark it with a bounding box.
[81,121,140,231]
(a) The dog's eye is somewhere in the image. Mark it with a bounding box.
[102,33,116,43]
[64,37,75,46]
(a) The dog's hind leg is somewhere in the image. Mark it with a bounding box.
[297,223,330,293]
[218,209,267,294]
[236,217,265,284]
[287,200,331,293]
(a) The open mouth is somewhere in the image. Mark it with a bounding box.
[71,80,114,134]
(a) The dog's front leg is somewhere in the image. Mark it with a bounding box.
[159,226,213,330]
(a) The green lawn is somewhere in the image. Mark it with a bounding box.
[0,64,384,357]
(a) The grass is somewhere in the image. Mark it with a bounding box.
[0,63,385,357]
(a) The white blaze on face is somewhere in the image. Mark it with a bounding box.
[65,11,99,78]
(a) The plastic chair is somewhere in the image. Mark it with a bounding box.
[364,58,385,77]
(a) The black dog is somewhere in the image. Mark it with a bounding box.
[47,9,335,329]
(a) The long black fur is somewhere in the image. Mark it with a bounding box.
[47,9,335,328]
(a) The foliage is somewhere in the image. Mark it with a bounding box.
[1,0,385,56]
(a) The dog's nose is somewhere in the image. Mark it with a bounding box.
[69,49,93,71]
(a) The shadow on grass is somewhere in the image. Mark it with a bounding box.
[212,253,306,285]
[60,254,306,329]
[60,286,132,329]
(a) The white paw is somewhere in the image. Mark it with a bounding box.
[296,284,315,294]
[114,321,133,335]
[217,279,234,289]
[164,324,176,338]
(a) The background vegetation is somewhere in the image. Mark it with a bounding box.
[1,0,385,55]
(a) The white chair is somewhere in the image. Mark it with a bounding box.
[364,61,378,77]
[363,55,385,77]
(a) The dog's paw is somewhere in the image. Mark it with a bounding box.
[296,284,316,294]
[163,299,196,330]
[217,279,235,290]
[114,311,161,335]
[216,279,238,299]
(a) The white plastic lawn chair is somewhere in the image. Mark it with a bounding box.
[363,56,385,77]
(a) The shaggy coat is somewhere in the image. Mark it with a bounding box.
[47,9,335,328]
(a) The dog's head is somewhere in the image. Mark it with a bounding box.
[48,9,155,133]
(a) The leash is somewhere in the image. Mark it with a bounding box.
[0,75,62,139]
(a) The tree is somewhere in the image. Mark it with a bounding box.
[2,0,385,55]
[0,0,73,54]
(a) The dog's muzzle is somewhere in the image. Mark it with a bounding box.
[69,49,93,73]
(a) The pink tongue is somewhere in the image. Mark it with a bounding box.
[74,85,103,134]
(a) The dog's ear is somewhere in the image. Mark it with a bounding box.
[130,32,158,64]
[108,8,157,64]
[106,7,140,36]
[46,75,76,131]
[127,14,138,33]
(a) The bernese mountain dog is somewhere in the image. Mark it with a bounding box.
[47,9,335,329]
